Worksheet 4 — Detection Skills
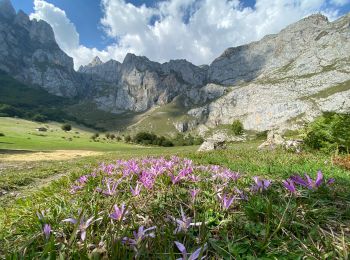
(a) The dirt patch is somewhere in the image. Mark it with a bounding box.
[0,150,103,162]
[333,155,350,170]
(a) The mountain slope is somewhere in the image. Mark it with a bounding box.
[0,0,349,133]
[0,0,84,97]
[189,14,350,132]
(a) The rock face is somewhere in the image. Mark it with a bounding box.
[190,13,350,132]
[78,53,208,112]
[0,0,349,133]
[0,0,82,97]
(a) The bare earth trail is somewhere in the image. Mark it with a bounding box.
[0,150,105,205]
[0,149,103,162]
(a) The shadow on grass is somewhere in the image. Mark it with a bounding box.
[0,149,38,154]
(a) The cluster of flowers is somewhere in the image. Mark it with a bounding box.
[38,157,334,257]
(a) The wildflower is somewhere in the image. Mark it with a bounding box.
[251,176,271,192]
[234,187,248,201]
[36,210,46,220]
[218,193,236,210]
[110,203,128,221]
[189,188,200,202]
[100,178,121,196]
[43,224,51,240]
[290,171,335,190]
[70,185,84,194]
[78,175,89,184]
[63,214,99,241]
[175,241,207,260]
[130,183,142,196]
[140,171,155,189]
[122,226,156,250]
[168,206,201,234]
[282,179,297,194]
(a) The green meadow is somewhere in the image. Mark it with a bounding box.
[0,116,349,258]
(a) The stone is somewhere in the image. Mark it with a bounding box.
[197,140,226,152]
[258,132,285,150]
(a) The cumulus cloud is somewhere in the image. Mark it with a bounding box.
[30,0,109,69]
[30,0,345,69]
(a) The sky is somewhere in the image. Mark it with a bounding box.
[11,0,350,69]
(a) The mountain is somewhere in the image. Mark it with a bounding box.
[78,53,207,113]
[0,0,86,97]
[193,13,350,131]
[0,0,349,133]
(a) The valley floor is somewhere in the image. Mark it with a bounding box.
[0,118,349,258]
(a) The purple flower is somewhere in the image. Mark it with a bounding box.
[110,203,128,221]
[123,226,156,249]
[251,176,272,192]
[130,183,142,196]
[189,188,200,202]
[105,178,122,196]
[234,187,248,201]
[290,171,334,190]
[282,179,297,194]
[43,224,51,240]
[140,171,155,189]
[175,241,207,260]
[168,206,201,234]
[327,178,335,185]
[62,214,99,241]
[218,193,236,210]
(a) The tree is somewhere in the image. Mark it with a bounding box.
[124,135,132,143]
[61,123,72,131]
[232,120,244,135]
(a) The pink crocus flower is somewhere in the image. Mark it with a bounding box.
[130,183,142,196]
[189,188,200,202]
[110,203,128,221]
[43,224,51,240]
[175,241,207,260]
[218,193,236,210]
[62,214,100,241]
[282,179,297,194]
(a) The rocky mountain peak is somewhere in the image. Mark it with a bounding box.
[89,56,103,67]
[0,0,15,20]
[14,10,30,29]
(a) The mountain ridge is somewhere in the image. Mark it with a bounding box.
[0,0,349,134]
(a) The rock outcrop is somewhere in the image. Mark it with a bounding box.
[78,53,208,112]
[0,0,82,97]
[190,13,350,132]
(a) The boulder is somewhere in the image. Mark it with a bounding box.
[258,131,285,150]
[197,139,226,152]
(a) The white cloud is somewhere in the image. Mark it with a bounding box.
[30,0,345,69]
[30,0,109,69]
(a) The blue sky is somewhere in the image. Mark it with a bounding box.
[10,0,350,68]
[11,0,260,50]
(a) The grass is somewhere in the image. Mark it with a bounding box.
[307,80,350,99]
[0,117,136,151]
[0,141,349,258]
[126,96,194,136]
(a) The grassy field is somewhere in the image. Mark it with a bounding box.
[0,117,137,151]
[0,134,349,258]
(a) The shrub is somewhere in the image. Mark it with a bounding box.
[232,120,244,135]
[105,133,111,139]
[256,130,268,139]
[61,123,72,131]
[91,133,99,141]
[32,114,48,122]
[0,133,4,137]
[124,135,132,143]
[116,136,122,141]
[109,134,115,140]
[132,132,174,147]
[304,112,350,152]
